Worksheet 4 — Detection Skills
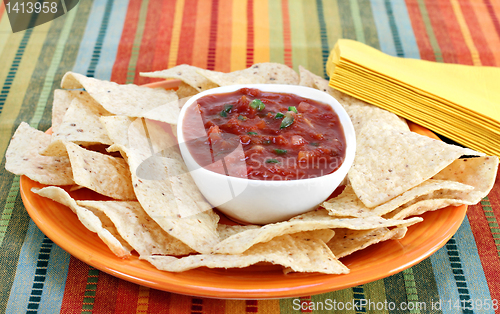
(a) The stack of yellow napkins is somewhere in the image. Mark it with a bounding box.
[327,39,500,157]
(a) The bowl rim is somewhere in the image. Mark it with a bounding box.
[176,84,356,186]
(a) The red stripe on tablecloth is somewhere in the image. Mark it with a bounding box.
[300,296,313,313]
[404,0,436,61]
[487,0,500,23]
[134,0,164,85]
[246,299,258,312]
[60,257,91,313]
[113,280,140,314]
[246,0,254,68]
[281,0,293,69]
[176,0,198,66]
[148,289,176,313]
[204,298,226,313]
[458,0,496,66]
[215,0,232,72]
[471,0,500,66]
[423,0,460,64]
[110,0,142,84]
[207,0,219,70]
[191,297,203,313]
[467,171,500,309]
[150,0,177,73]
[92,272,120,313]
[192,0,211,69]
[437,0,474,64]
[484,0,500,44]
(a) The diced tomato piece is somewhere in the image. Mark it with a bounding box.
[240,135,251,145]
[255,119,266,129]
[273,135,288,145]
[297,101,310,112]
[298,148,332,162]
[291,135,306,146]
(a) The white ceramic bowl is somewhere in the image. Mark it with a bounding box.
[177,84,356,224]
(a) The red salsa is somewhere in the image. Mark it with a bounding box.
[182,88,346,180]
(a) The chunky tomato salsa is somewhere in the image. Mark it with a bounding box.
[182,88,346,180]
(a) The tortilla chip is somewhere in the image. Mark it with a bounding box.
[432,156,499,203]
[5,122,74,185]
[197,63,299,86]
[39,139,69,157]
[60,72,178,122]
[116,118,220,253]
[32,186,132,258]
[343,100,410,135]
[386,198,462,220]
[139,98,182,126]
[298,65,316,88]
[146,231,349,274]
[52,90,96,134]
[77,200,195,256]
[217,224,261,240]
[327,226,408,258]
[100,116,135,149]
[140,64,219,92]
[348,119,483,208]
[324,180,474,218]
[175,83,199,98]
[213,208,422,254]
[52,97,112,145]
[64,142,136,200]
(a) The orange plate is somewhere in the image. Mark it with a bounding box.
[20,121,466,299]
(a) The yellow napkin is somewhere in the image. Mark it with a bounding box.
[327,39,500,157]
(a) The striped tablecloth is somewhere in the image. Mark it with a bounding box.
[1,0,500,313]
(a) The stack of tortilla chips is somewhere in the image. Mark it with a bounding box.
[327,39,500,157]
[4,63,498,275]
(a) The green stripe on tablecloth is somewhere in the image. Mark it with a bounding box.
[302,0,323,76]
[402,268,421,313]
[315,0,330,78]
[288,0,307,72]
[384,270,408,313]
[348,0,366,44]
[358,0,381,50]
[126,0,150,84]
[337,0,357,41]
[322,0,342,55]
[363,279,389,314]
[411,258,441,313]
[268,0,285,65]
[481,198,500,257]
[0,175,19,246]
[416,0,443,62]
[81,267,100,314]
[352,286,366,313]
